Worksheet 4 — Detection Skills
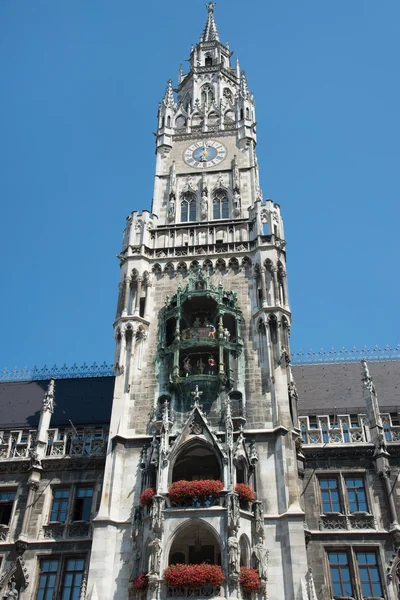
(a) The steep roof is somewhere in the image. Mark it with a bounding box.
[0,377,114,428]
[293,360,400,415]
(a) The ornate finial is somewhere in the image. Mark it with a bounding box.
[203,3,219,42]
[42,378,55,413]
[239,70,251,99]
[191,385,203,407]
[162,79,177,109]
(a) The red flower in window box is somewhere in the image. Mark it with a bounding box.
[168,480,224,505]
[164,563,225,588]
[239,567,262,593]
[132,572,148,591]
[139,488,156,506]
[234,483,255,503]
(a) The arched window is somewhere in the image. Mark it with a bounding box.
[213,192,229,219]
[167,116,171,127]
[201,84,214,109]
[181,193,196,222]
[246,107,250,119]
[205,54,212,67]
[240,108,244,120]
[162,116,165,127]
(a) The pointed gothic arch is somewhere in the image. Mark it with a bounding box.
[213,189,229,219]
[165,518,223,569]
[180,191,197,222]
[169,437,222,483]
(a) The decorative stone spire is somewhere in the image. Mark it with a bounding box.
[162,79,176,109]
[42,378,55,413]
[202,3,220,42]
[239,70,251,99]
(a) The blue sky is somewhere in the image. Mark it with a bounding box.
[0,0,399,369]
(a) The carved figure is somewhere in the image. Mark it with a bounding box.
[254,501,264,536]
[253,537,268,581]
[183,356,192,377]
[227,492,240,532]
[223,328,230,342]
[168,198,175,220]
[201,191,208,219]
[208,357,216,375]
[3,580,19,599]
[150,436,159,467]
[228,536,239,575]
[207,324,216,338]
[151,495,164,533]
[197,357,205,375]
[193,317,201,328]
[148,537,162,574]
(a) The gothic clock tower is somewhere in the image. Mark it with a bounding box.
[86,5,310,600]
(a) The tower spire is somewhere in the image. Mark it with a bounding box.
[162,79,176,109]
[202,3,220,42]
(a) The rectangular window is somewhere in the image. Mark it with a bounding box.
[328,552,353,597]
[50,489,70,523]
[320,479,341,513]
[61,558,85,600]
[36,559,59,600]
[73,487,93,521]
[0,490,15,526]
[345,477,368,512]
[356,552,383,597]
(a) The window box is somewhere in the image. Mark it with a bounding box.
[140,488,156,506]
[164,563,225,589]
[168,480,223,507]
[239,567,262,594]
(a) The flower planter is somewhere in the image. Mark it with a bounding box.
[169,480,224,507]
[132,572,148,591]
[239,567,261,594]
[140,488,156,506]
[164,564,225,589]
[234,484,255,503]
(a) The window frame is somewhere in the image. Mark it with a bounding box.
[47,484,96,526]
[212,192,229,220]
[35,555,87,600]
[316,472,372,517]
[327,550,354,598]
[344,476,369,514]
[326,546,385,600]
[0,488,17,528]
[319,477,342,514]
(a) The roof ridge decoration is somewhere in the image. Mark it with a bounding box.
[2,345,400,381]
[202,2,220,42]
[291,344,400,365]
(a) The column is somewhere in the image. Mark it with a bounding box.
[272,267,279,306]
[122,277,131,316]
[260,268,267,307]
[134,277,142,316]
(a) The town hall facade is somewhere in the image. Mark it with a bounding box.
[1,5,400,600]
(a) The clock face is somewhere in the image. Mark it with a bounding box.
[183,140,227,168]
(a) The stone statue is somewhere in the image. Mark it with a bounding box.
[253,537,268,581]
[3,580,19,599]
[253,501,264,536]
[201,191,208,219]
[228,535,239,575]
[148,537,162,574]
[168,197,175,220]
[197,357,205,374]
[151,495,164,533]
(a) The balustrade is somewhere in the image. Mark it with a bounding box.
[46,427,108,458]
[42,522,92,539]
[299,415,369,445]
[0,430,36,460]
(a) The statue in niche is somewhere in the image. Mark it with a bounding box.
[223,328,231,341]
[233,190,241,216]
[253,537,268,581]
[228,535,240,575]
[168,197,175,220]
[208,356,216,375]
[201,191,208,219]
[183,356,192,377]
[148,537,162,574]
[197,357,205,375]
[254,501,264,536]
